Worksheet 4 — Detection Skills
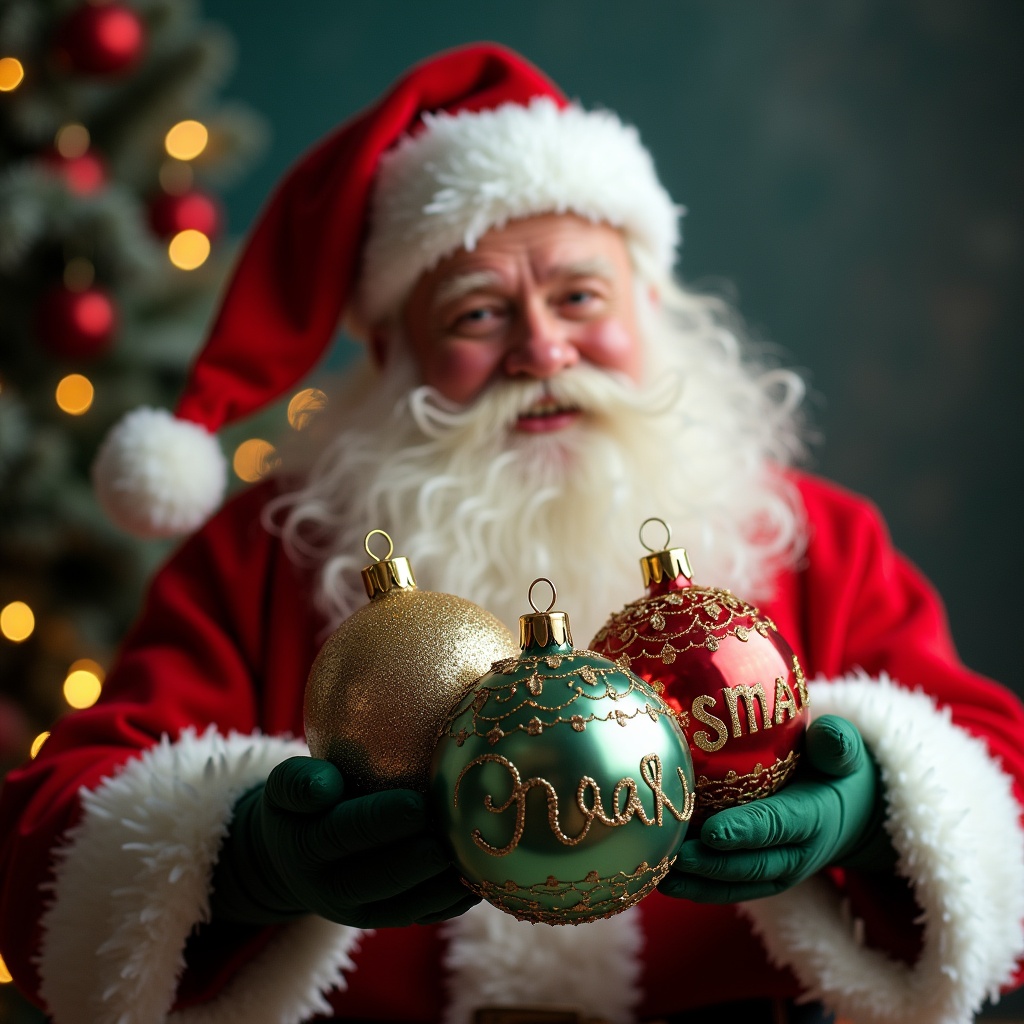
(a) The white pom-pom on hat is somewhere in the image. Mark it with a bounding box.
[92,408,227,539]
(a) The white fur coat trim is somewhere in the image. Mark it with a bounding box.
[36,727,363,1024]
[741,672,1024,1024]
[441,900,644,1024]
[355,96,680,328]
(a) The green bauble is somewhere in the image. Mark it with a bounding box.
[431,583,695,926]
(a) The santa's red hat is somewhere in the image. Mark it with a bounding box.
[93,43,680,537]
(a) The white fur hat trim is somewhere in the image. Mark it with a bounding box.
[355,97,681,328]
[92,407,227,538]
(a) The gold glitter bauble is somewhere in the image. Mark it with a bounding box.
[304,587,519,795]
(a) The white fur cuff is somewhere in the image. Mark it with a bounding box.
[37,727,362,1024]
[740,673,1024,1024]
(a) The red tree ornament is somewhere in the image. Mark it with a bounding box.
[53,2,145,77]
[35,284,118,360]
[148,190,221,239]
[41,147,106,195]
[590,521,809,826]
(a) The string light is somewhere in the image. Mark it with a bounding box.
[168,229,210,270]
[55,373,94,415]
[233,438,278,483]
[0,601,34,643]
[69,657,105,679]
[287,388,327,430]
[64,668,102,709]
[30,732,50,759]
[55,123,90,159]
[0,57,24,92]
[0,951,12,984]
[164,119,208,161]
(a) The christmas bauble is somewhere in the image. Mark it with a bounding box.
[54,2,146,77]
[304,531,519,795]
[41,148,106,195]
[34,284,117,360]
[148,191,221,239]
[589,520,809,826]
[432,580,694,925]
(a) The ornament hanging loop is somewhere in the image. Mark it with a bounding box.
[364,528,395,562]
[528,577,557,613]
[361,529,415,598]
[521,578,571,649]
[639,517,672,553]
[637,518,694,588]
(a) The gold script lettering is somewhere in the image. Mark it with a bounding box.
[691,695,729,752]
[792,656,810,710]
[773,676,799,724]
[453,752,694,857]
[724,682,771,738]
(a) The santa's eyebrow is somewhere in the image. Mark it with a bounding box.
[548,257,617,281]
[433,270,505,309]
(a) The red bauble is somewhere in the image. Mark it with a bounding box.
[35,284,118,360]
[591,543,809,826]
[54,2,145,77]
[41,148,106,194]
[148,190,221,239]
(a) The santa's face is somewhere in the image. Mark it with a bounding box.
[394,214,645,419]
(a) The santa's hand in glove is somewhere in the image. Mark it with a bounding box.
[660,715,895,903]
[210,756,478,928]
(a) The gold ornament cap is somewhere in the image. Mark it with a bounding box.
[519,578,573,649]
[361,529,417,599]
[638,517,693,588]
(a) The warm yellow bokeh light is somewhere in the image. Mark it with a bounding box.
[0,950,12,983]
[287,388,328,430]
[168,229,210,270]
[165,119,208,161]
[0,601,34,643]
[55,373,94,415]
[30,732,50,759]
[64,669,102,709]
[68,657,106,682]
[233,438,278,483]
[55,123,90,159]
[0,57,24,92]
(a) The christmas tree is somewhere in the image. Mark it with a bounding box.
[0,3,265,1011]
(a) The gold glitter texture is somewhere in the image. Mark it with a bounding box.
[304,588,518,794]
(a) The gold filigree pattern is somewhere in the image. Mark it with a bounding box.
[695,750,800,813]
[464,856,674,925]
[439,653,672,742]
[596,586,778,664]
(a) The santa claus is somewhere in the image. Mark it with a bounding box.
[1,43,1022,1024]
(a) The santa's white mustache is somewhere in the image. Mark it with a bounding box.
[405,362,683,441]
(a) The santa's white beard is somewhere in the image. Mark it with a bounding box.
[267,287,807,642]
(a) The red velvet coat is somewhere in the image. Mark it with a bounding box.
[1,471,1022,1024]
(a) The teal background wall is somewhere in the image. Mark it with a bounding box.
[201,1,1023,707]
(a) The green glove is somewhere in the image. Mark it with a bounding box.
[659,714,894,904]
[209,756,478,928]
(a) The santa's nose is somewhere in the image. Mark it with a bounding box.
[503,304,579,378]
